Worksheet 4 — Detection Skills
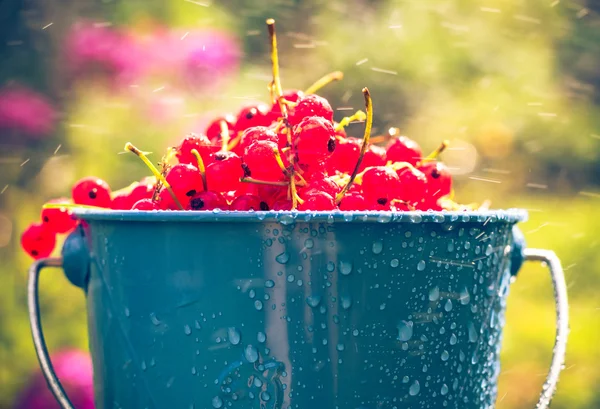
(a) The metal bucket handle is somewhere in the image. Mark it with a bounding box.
[26,237,569,409]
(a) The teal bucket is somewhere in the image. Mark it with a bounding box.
[27,210,569,409]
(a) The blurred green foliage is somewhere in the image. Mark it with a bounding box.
[1,0,599,408]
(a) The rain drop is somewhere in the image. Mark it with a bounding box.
[444,299,453,312]
[336,343,345,351]
[339,260,353,275]
[228,327,241,345]
[441,350,450,361]
[417,260,426,271]
[409,380,420,396]
[459,287,471,305]
[184,325,192,335]
[429,287,440,301]
[326,261,335,272]
[265,280,275,288]
[211,396,223,408]
[441,384,449,395]
[257,332,267,343]
[275,252,290,264]
[254,300,264,311]
[244,345,259,363]
[397,320,414,341]
[341,295,353,310]
[254,377,263,387]
[450,333,457,345]
[306,295,322,308]
[261,391,271,401]
[304,238,314,249]
[372,240,383,254]
[390,259,399,268]
[468,322,478,343]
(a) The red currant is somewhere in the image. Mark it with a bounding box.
[288,94,334,127]
[396,166,428,207]
[269,89,303,121]
[272,199,293,211]
[298,190,336,211]
[418,161,452,208]
[205,151,245,192]
[293,116,336,166]
[243,140,286,182]
[234,104,272,134]
[21,222,56,259]
[132,198,160,210]
[361,144,387,171]
[386,136,423,166]
[205,115,236,142]
[157,188,183,210]
[41,198,77,234]
[338,192,369,211]
[72,177,112,208]
[325,138,360,174]
[236,126,279,156]
[187,191,228,211]
[360,166,401,205]
[302,172,341,197]
[175,133,218,166]
[230,194,270,211]
[166,163,204,202]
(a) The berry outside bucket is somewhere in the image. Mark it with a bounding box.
[27,209,569,409]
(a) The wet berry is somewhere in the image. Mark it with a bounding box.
[288,94,333,127]
[21,222,56,259]
[293,116,336,166]
[396,166,428,207]
[175,133,218,166]
[386,136,423,166]
[243,140,286,182]
[41,199,77,234]
[418,161,452,207]
[72,177,112,208]
[237,126,279,156]
[132,198,159,210]
[360,166,401,204]
[205,115,236,143]
[187,191,228,211]
[272,199,293,211]
[339,192,369,211]
[166,163,204,203]
[234,104,271,134]
[205,151,244,192]
[298,190,336,211]
[230,194,269,211]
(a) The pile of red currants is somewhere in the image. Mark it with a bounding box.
[21,19,478,260]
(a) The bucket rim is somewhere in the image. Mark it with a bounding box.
[71,208,528,224]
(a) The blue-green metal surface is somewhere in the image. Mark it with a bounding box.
[56,210,526,409]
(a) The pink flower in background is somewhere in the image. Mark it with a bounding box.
[14,349,95,409]
[0,86,56,138]
[65,22,140,85]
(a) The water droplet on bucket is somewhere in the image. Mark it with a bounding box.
[336,343,345,351]
[254,377,263,387]
[409,380,420,396]
[228,327,241,345]
[459,287,471,305]
[326,261,335,272]
[212,396,223,408]
[306,295,322,308]
[372,240,383,254]
[254,300,264,311]
[390,259,399,268]
[441,350,450,361]
[429,287,440,301]
[257,332,267,343]
[417,260,426,271]
[304,238,314,249]
[265,280,275,288]
[341,295,353,310]
[339,260,353,275]
[441,384,449,395]
[184,325,192,335]
[468,322,478,343]
[444,299,453,312]
[275,252,290,264]
[450,333,457,345]
[397,320,414,341]
[244,345,259,363]
[261,391,271,401]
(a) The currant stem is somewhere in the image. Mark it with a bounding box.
[334,110,366,132]
[42,203,105,210]
[124,142,184,210]
[272,148,291,177]
[240,177,290,187]
[267,19,284,111]
[304,71,344,95]
[190,149,207,191]
[423,140,450,162]
[219,121,230,152]
[336,88,373,204]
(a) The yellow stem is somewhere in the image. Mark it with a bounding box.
[423,140,450,162]
[335,88,373,205]
[304,71,344,95]
[220,120,230,152]
[124,142,183,210]
[334,110,366,132]
[42,203,104,210]
[273,148,290,177]
[190,149,207,191]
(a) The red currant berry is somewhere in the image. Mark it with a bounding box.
[272,199,293,211]
[130,179,155,202]
[230,194,270,211]
[298,190,336,211]
[288,94,334,127]
[72,177,112,208]
[205,115,236,142]
[243,140,286,182]
[302,173,341,197]
[205,151,245,193]
[360,166,401,204]
[166,163,204,204]
[236,126,279,156]
[21,222,56,259]
[293,116,336,166]
[418,161,452,205]
[386,136,423,166]
[325,138,360,174]
[234,104,272,134]
[396,166,428,207]
[157,188,183,210]
[270,89,304,120]
[361,144,387,171]
[41,198,77,234]
[187,191,228,211]
[338,192,369,211]
[175,133,217,166]
[132,198,160,210]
